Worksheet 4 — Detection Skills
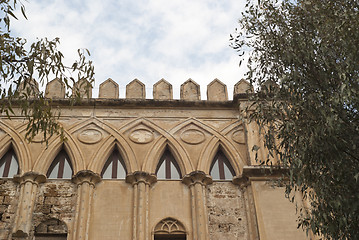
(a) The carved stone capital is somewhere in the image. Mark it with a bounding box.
[182,171,212,187]
[72,170,102,186]
[125,171,157,186]
[13,172,46,186]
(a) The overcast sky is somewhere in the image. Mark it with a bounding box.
[11,0,247,99]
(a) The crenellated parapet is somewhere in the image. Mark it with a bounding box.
[39,77,259,101]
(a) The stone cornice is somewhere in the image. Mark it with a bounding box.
[232,166,289,186]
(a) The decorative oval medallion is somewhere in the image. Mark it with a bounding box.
[180,129,205,145]
[129,129,154,144]
[78,129,103,144]
[232,130,245,144]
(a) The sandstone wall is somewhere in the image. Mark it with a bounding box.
[0,180,18,240]
[30,181,76,239]
[207,182,248,240]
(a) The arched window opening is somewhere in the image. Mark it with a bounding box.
[154,218,186,240]
[34,218,67,240]
[156,149,181,180]
[0,148,19,178]
[47,149,73,179]
[101,148,127,179]
[210,150,235,180]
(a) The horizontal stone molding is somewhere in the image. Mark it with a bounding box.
[232,166,289,186]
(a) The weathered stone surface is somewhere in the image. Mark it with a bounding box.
[73,78,92,98]
[45,78,66,99]
[180,78,201,100]
[126,79,145,99]
[0,87,312,240]
[153,78,173,100]
[207,78,228,101]
[30,181,75,239]
[99,78,119,98]
[234,79,253,95]
[0,180,18,239]
[17,78,39,97]
[207,182,248,240]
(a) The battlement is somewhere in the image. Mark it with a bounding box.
[42,78,254,101]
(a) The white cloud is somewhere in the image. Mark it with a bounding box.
[11,0,247,99]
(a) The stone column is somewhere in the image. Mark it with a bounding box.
[233,176,260,240]
[12,172,46,238]
[71,170,101,240]
[182,171,212,240]
[126,171,157,240]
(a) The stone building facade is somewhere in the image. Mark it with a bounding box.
[0,78,311,240]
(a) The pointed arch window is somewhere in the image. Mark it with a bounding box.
[154,217,186,240]
[101,148,127,179]
[0,148,19,178]
[210,150,235,180]
[156,149,181,180]
[47,150,73,179]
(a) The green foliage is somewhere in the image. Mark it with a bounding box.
[231,0,359,239]
[0,0,94,142]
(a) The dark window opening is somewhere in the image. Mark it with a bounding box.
[101,148,127,179]
[47,150,73,179]
[210,150,235,180]
[154,234,186,240]
[0,148,19,178]
[156,149,181,179]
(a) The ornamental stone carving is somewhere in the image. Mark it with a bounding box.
[182,171,213,186]
[77,128,103,144]
[154,218,186,235]
[125,171,157,186]
[180,129,205,145]
[129,129,154,144]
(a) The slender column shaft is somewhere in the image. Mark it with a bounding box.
[194,182,207,240]
[182,171,212,240]
[138,181,146,240]
[126,171,157,240]
[145,183,150,240]
[189,185,197,240]
[72,170,101,240]
[132,184,138,240]
[12,172,46,238]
